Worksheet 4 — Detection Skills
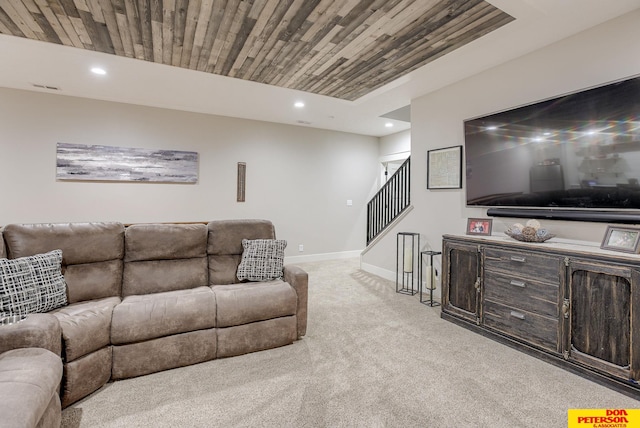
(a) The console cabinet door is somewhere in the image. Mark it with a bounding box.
[566,259,640,382]
[442,240,481,323]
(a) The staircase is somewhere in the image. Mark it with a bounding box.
[366,157,410,245]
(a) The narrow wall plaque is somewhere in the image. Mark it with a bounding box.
[237,162,246,202]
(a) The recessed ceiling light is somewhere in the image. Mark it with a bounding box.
[486,125,498,131]
[385,122,393,128]
[294,101,305,108]
[91,67,107,75]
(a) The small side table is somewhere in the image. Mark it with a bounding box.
[419,250,441,307]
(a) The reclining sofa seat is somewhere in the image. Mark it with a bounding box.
[111,223,217,379]
[2,222,124,408]
[207,219,307,356]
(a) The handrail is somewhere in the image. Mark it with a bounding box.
[366,157,410,245]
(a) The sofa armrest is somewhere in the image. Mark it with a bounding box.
[0,313,62,356]
[283,265,308,339]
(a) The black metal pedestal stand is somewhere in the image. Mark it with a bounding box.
[396,232,419,295]
[419,250,441,306]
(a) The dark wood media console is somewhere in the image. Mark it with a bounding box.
[441,234,640,398]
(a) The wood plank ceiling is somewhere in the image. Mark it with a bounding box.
[0,0,514,101]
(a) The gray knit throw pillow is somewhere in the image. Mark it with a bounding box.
[0,249,68,317]
[237,239,287,281]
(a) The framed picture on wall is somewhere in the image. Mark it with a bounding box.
[466,218,492,236]
[600,226,640,253]
[427,145,462,189]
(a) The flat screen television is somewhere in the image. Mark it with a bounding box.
[464,74,640,222]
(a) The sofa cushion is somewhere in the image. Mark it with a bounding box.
[51,297,120,362]
[3,222,124,264]
[208,255,243,285]
[0,347,63,428]
[214,280,297,328]
[2,222,125,303]
[111,287,216,344]
[123,257,208,296]
[63,259,123,303]
[124,223,208,262]
[207,220,276,285]
[237,239,287,281]
[123,223,209,296]
[0,250,67,317]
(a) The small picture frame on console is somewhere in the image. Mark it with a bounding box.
[600,226,640,253]
[466,218,492,236]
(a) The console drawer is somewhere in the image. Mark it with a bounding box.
[484,248,560,283]
[484,270,558,318]
[483,300,558,352]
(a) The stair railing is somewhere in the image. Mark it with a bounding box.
[366,157,410,245]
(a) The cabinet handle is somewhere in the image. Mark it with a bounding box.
[510,310,526,320]
[510,256,526,262]
[510,280,526,288]
[562,299,570,319]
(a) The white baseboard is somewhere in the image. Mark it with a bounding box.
[359,262,395,282]
[285,250,362,264]
[360,262,443,298]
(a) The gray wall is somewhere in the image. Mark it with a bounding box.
[362,9,640,278]
[0,88,379,259]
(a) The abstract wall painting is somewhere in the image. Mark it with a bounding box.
[56,143,198,183]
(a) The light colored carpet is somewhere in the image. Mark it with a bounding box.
[61,258,638,427]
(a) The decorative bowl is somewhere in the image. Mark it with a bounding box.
[504,230,555,243]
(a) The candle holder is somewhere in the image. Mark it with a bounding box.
[419,250,441,307]
[396,232,419,295]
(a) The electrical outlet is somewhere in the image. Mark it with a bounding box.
[298,244,304,252]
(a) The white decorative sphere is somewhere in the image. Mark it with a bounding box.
[526,219,541,230]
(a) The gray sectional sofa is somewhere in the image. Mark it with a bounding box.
[0,219,308,428]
